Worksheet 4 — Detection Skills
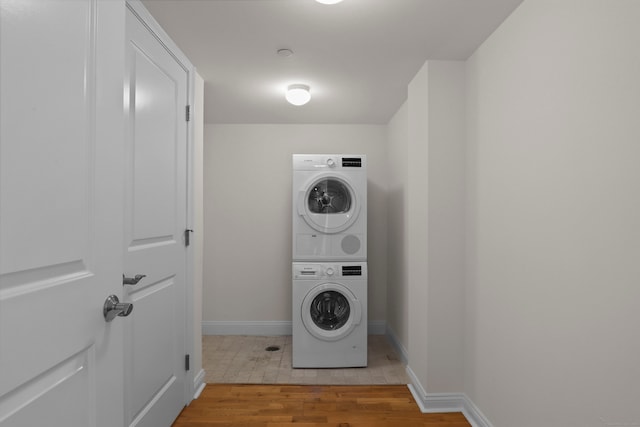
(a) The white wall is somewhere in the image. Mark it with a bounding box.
[406,62,430,389]
[404,61,466,396]
[203,124,388,332]
[386,101,409,355]
[465,0,640,425]
[425,61,466,393]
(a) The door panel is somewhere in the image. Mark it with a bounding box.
[0,0,91,276]
[124,7,188,427]
[1,350,93,426]
[0,1,125,426]
[129,279,178,420]
[130,45,177,242]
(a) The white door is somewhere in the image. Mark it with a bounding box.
[0,1,126,426]
[123,6,189,427]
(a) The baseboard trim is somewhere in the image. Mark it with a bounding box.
[202,320,387,336]
[406,366,493,427]
[385,326,409,365]
[461,396,494,427]
[368,320,386,335]
[192,369,206,401]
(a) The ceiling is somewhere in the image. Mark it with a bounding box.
[141,0,524,124]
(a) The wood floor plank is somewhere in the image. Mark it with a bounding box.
[172,385,471,427]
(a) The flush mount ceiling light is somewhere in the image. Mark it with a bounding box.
[315,0,344,4]
[286,84,311,106]
[277,48,293,57]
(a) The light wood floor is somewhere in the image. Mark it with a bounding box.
[172,384,471,427]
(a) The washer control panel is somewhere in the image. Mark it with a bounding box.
[293,154,366,171]
[293,264,364,279]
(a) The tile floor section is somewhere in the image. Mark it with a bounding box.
[203,335,409,385]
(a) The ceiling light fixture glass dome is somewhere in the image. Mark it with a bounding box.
[286,84,311,106]
[315,0,344,4]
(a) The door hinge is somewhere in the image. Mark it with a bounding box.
[185,105,191,122]
[184,229,193,247]
[185,354,190,371]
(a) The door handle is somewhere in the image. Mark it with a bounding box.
[122,274,146,285]
[103,295,133,322]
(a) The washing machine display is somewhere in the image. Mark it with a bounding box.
[293,155,367,261]
[292,262,367,368]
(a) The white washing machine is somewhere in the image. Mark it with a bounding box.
[292,262,367,368]
[292,154,367,261]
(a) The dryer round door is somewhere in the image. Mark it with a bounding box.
[298,173,361,234]
[301,282,362,342]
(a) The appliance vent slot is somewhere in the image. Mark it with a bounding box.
[342,157,362,167]
[342,266,362,276]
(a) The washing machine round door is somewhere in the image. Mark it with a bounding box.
[301,283,362,342]
[298,174,361,234]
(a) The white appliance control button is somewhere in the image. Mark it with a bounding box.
[325,267,335,276]
[327,158,335,167]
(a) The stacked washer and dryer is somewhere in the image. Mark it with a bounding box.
[292,154,367,368]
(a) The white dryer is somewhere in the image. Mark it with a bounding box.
[292,262,367,368]
[292,154,367,261]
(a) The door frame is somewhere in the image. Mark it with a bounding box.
[125,0,201,404]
